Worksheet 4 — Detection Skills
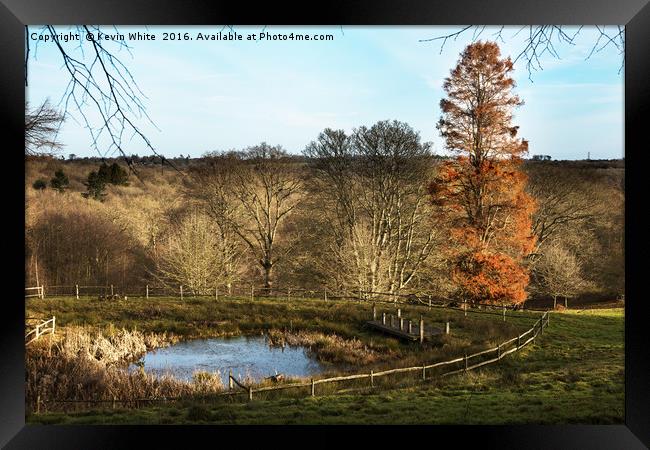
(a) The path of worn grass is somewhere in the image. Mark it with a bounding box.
[28,305,623,424]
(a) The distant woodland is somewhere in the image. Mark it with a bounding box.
[25,148,624,304]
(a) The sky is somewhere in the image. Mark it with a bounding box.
[26,26,625,160]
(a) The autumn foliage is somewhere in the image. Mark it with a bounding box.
[429,41,537,305]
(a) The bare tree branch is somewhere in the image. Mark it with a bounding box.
[25,100,64,155]
[421,26,625,79]
[25,25,182,178]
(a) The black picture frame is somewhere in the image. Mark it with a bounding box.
[2,0,648,447]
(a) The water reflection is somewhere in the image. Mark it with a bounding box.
[129,335,324,385]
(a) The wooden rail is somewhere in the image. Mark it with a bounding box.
[223,311,549,401]
[37,311,549,412]
[25,316,56,344]
[25,286,44,299]
[39,285,540,311]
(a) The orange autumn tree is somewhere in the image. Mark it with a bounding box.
[429,41,537,305]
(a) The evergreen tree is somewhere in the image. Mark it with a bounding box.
[82,170,107,201]
[50,169,69,192]
[108,162,129,185]
[32,179,47,190]
[97,162,111,184]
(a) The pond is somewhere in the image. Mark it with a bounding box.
[129,335,325,386]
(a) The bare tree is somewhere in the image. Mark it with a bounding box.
[533,241,590,308]
[155,210,239,295]
[526,165,601,254]
[186,152,245,294]
[104,182,182,263]
[189,144,303,290]
[420,26,625,79]
[304,121,437,297]
[28,192,142,287]
[25,100,64,155]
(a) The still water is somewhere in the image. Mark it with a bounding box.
[129,335,324,385]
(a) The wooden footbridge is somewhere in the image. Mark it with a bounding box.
[366,305,444,343]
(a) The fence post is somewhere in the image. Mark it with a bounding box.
[215,286,218,301]
[464,354,468,371]
[422,365,426,381]
[408,320,412,334]
[229,369,233,390]
[111,284,114,296]
[113,396,116,409]
[36,395,40,414]
[370,370,374,387]
[382,312,386,325]
[399,317,404,331]
[497,343,501,359]
[311,378,315,397]
[52,316,56,335]
[390,314,394,328]
[428,295,432,309]
[42,285,45,298]
[503,306,506,322]
[372,303,377,321]
[75,284,79,300]
[359,288,362,301]
[517,334,520,350]
[445,321,450,335]
[180,285,183,300]
[251,285,254,301]
[419,316,424,344]
[324,288,327,301]
[248,386,253,401]
[146,285,149,299]
[397,308,401,318]
[464,300,467,317]
[540,315,544,335]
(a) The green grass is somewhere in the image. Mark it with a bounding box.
[26,295,533,371]
[26,297,624,424]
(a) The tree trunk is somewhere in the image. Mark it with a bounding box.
[35,254,40,287]
[564,297,568,308]
[262,261,273,290]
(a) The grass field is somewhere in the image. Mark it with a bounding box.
[25,296,624,424]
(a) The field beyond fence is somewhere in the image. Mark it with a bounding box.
[26,283,545,313]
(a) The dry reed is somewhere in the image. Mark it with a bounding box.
[26,327,225,413]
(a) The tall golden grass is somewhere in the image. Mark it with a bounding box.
[266,329,385,365]
[26,327,225,413]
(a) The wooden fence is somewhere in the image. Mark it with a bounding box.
[25,316,56,345]
[225,311,549,401]
[25,286,44,299]
[33,311,549,412]
[29,284,545,315]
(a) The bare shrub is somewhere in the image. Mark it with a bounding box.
[155,210,237,295]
